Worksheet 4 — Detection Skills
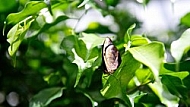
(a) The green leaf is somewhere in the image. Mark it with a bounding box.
[80,33,105,50]
[124,23,136,43]
[127,68,154,94]
[148,81,179,106]
[60,35,75,60]
[101,53,141,107]
[79,33,105,60]
[171,28,190,62]
[133,92,161,106]
[183,75,190,90]
[135,68,154,84]
[75,39,88,61]
[61,34,103,87]
[129,42,165,81]
[5,1,46,25]
[7,16,34,66]
[72,48,98,87]
[131,35,150,46]
[161,75,188,99]
[71,34,105,87]
[181,12,190,27]
[29,87,65,107]
[163,60,190,72]
[161,71,189,80]
[160,63,189,80]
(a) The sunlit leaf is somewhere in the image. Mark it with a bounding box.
[5,1,46,25]
[181,12,190,27]
[124,23,136,43]
[160,63,189,80]
[7,16,34,66]
[148,81,179,106]
[135,68,154,84]
[72,48,98,87]
[29,87,65,107]
[79,33,105,60]
[131,35,150,46]
[129,42,165,81]
[161,71,189,80]
[80,33,105,50]
[101,53,141,107]
[171,28,190,62]
[127,68,154,94]
[128,41,179,106]
[61,33,103,87]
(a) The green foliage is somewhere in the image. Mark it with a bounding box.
[29,87,65,107]
[181,12,190,27]
[129,42,165,81]
[5,1,46,25]
[7,16,34,66]
[1,0,190,107]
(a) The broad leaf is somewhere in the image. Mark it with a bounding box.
[124,23,136,43]
[80,33,105,50]
[72,34,104,87]
[128,42,179,106]
[74,39,88,61]
[171,28,190,63]
[129,42,165,81]
[72,49,98,87]
[148,81,179,106]
[130,35,150,46]
[29,87,65,107]
[161,75,188,99]
[61,35,76,60]
[135,68,154,84]
[181,12,190,27]
[7,16,34,66]
[160,63,189,80]
[101,53,141,107]
[5,1,46,25]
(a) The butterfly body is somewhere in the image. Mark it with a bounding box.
[102,37,121,74]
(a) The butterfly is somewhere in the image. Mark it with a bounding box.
[102,37,121,74]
